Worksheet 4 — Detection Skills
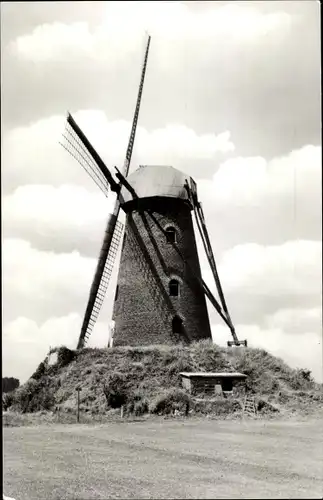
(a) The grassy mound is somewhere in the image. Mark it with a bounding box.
[5,341,322,419]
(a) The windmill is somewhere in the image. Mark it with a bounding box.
[60,35,247,349]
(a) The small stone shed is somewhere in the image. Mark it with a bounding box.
[180,372,247,396]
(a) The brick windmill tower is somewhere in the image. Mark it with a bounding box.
[112,165,212,346]
[61,35,247,349]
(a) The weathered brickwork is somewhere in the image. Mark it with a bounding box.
[112,197,212,346]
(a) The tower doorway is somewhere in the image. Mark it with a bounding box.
[172,315,183,335]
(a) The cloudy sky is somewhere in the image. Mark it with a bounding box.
[2,1,321,383]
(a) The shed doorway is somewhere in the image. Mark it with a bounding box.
[222,378,233,392]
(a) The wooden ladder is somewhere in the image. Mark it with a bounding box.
[243,393,256,417]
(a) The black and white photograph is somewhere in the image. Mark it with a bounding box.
[2,1,322,499]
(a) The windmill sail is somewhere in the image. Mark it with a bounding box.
[62,34,151,349]
[61,113,119,196]
[60,116,124,349]
[187,178,247,346]
[77,216,124,348]
[122,35,151,176]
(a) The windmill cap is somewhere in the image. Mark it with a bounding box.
[121,165,194,205]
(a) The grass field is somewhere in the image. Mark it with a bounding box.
[3,417,323,499]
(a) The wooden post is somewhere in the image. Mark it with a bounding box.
[120,405,124,418]
[76,387,81,423]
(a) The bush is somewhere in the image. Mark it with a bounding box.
[167,357,194,377]
[256,398,279,414]
[288,368,315,390]
[133,399,149,416]
[298,369,312,381]
[193,342,232,372]
[31,361,47,380]
[11,378,56,413]
[2,377,20,393]
[3,392,14,410]
[57,347,76,368]
[150,388,191,415]
[103,371,128,409]
[231,349,289,394]
[12,379,38,413]
[125,390,149,416]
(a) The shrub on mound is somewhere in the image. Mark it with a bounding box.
[192,340,232,372]
[127,398,149,416]
[103,371,128,409]
[149,388,191,415]
[31,361,47,380]
[3,392,14,411]
[289,368,314,390]
[167,357,194,377]
[11,377,56,413]
[57,346,76,368]
[126,390,149,416]
[103,373,150,415]
[256,398,279,414]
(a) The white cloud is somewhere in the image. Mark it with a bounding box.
[11,3,291,63]
[198,145,321,208]
[3,184,114,228]
[1,237,120,326]
[2,185,116,255]
[2,314,110,383]
[14,22,94,62]
[212,323,322,383]
[2,238,96,304]
[139,126,234,160]
[265,307,322,334]
[2,111,234,192]
[218,240,321,297]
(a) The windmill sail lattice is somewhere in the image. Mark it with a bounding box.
[61,118,114,198]
[122,35,151,175]
[77,219,124,348]
[60,35,151,349]
[60,114,124,349]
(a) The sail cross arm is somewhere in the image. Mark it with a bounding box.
[122,35,151,177]
[186,179,247,347]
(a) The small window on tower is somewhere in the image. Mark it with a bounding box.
[165,227,176,244]
[169,279,179,297]
[115,285,119,301]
